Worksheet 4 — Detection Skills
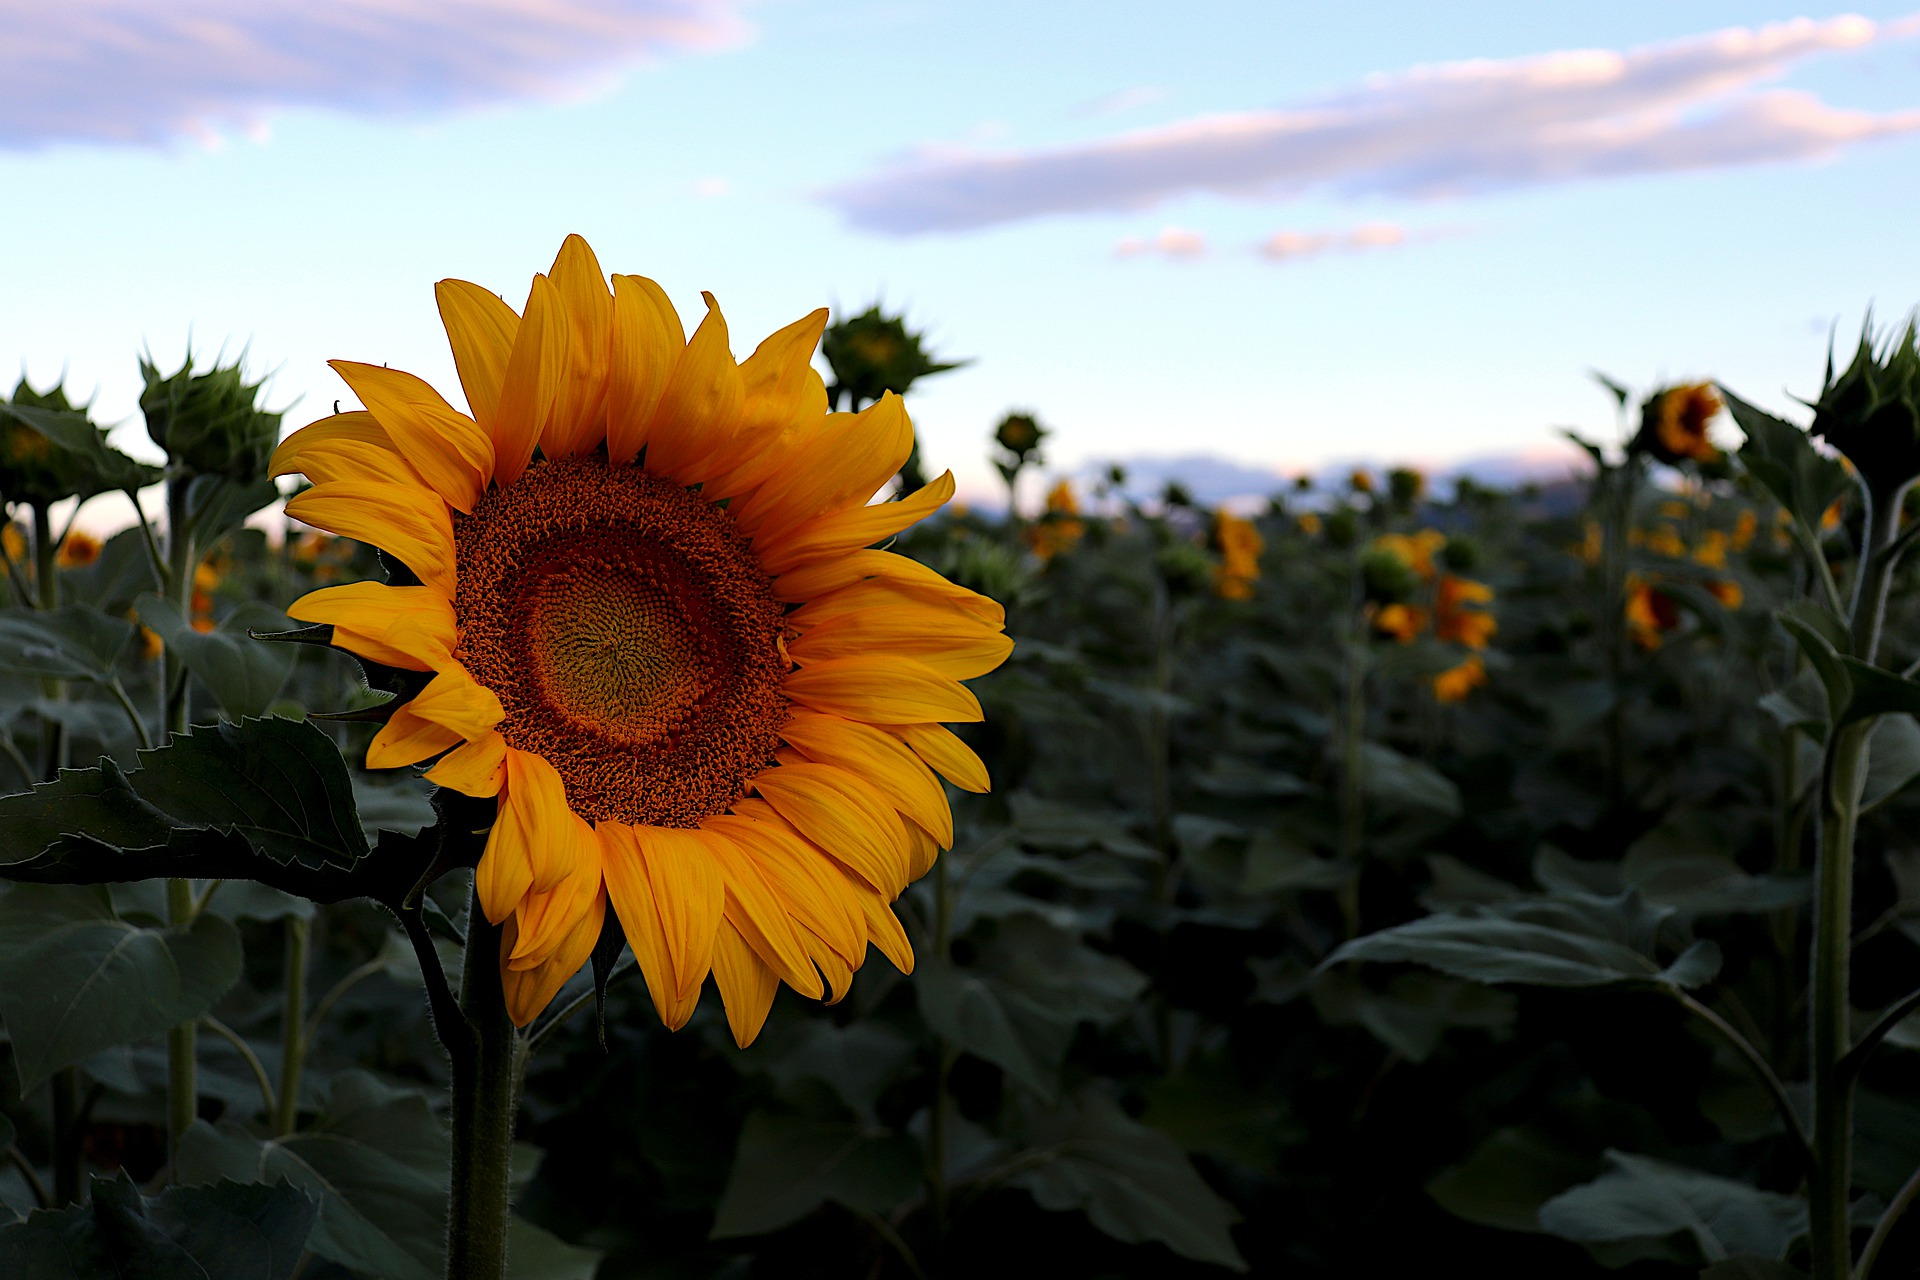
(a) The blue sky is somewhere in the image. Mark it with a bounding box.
[3,1,1919,504]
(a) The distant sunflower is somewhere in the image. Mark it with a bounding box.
[1635,383,1722,465]
[275,236,1010,1043]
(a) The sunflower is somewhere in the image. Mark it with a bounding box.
[1433,574,1496,649]
[1211,510,1262,600]
[1635,383,1721,465]
[1624,576,1681,650]
[1431,655,1486,703]
[273,236,1010,1044]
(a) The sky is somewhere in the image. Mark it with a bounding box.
[3,0,1919,506]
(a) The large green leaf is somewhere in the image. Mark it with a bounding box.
[1005,1092,1247,1271]
[0,1171,316,1280]
[762,1021,918,1125]
[1427,1126,1602,1234]
[136,597,296,720]
[508,1217,605,1280]
[177,1071,452,1280]
[1324,907,1719,990]
[1725,387,1853,535]
[1537,1150,1807,1263]
[1864,713,1920,811]
[709,1110,920,1239]
[0,605,134,681]
[0,719,412,904]
[915,916,1146,1098]
[0,884,242,1089]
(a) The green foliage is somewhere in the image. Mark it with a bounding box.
[140,355,283,482]
[0,1172,317,1279]
[1809,315,1920,497]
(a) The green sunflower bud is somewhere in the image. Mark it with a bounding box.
[1441,534,1482,573]
[1387,467,1425,510]
[1811,316,1920,499]
[141,356,282,482]
[1155,541,1213,597]
[1361,547,1421,602]
[0,378,158,506]
[993,412,1046,465]
[822,306,966,412]
[1323,507,1360,549]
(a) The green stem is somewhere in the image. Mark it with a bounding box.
[200,1016,276,1120]
[1856,1159,1920,1280]
[1337,566,1367,937]
[161,473,199,1176]
[274,916,309,1137]
[445,883,518,1280]
[927,852,954,1239]
[50,1067,80,1205]
[1809,483,1905,1280]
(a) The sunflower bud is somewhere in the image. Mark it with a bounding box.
[993,412,1045,463]
[1387,467,1425,511]
[1810,316,1920,499]
[1361,547,1421,602]
[1155,541,1213,597]
[0,378,148,506]
[141,356,282,481]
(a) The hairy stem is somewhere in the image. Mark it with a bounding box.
[162,473,199,1176]
[445,882,517,1280]
[1809,483,1904,1280]
[274,916,310,1137]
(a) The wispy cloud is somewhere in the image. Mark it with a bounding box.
[825,14,1920,234]
[0,0,752,150]
[1115,225,1207,259]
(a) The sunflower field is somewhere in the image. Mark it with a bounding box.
[0,243,1919,1280]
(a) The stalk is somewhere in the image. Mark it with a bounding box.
[445,884,518,1280]
[1808,484,1903,1280]
[927,853,955,1238]
[161,472,199,1171]
[1336,563,1368,937]
[273,916,309,1136]
[30,503,85,1203]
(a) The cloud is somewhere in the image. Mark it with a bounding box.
[1260,220,1407,260]
[1115,225,1207,259]
[0,0,752,149]
[825,14,1920,234]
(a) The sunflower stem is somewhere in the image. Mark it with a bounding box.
[1809,481,1906,1280]
[273,916,309,1137]
[445,881,519,1280]
[161,471,200,1175]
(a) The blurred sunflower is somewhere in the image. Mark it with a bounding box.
[1625,576,1681,649]
[1635,383,1722,465]
[1433,575,1496,649]
[55,530,101,569]
[275,236,1011,1043]
[1369,601,1425,643]
[1211,510,1262,600]
[1432,655,1486,703]
[1026,479,1085,562]
[1372,530,1446,582]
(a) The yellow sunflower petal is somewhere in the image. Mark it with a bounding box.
[783,654,983,725]
[903,820,940,881]
[711,921,779,1048]
[501,887,604,1028]
[285,480,457,599]
[630,825,725,1001]
[885,723,990,794]
[641,293,745,481]
[701,308,829,483]
[543,234,613,458]
[365,704,462,770]
[424,729,507,796]
[492,272,568,488]
[789,605,1013,681]
[750,761,912,897]
[704,814,866,969]
[754,471,956,576]
[403,661,505,740]
[772,552,1005,627]
[328,360,493,512]
[606,274,684,465]
[779,710,953,848]
[800,923,855,1004]
[508,815,601,968]
[842,870,915,974]
[731,395,913,541]
[700,826,825,999]
[435,278,521,436]
[287,582,456,670]
[600,823,707,1030]
[270,412,429,490]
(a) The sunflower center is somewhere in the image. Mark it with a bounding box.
[454,454,790,827]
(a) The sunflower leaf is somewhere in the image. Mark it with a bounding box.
[136,597,297,720]
[177,1072,449,1280]
[1726,387,1853,535]
[0,885,243,1089]
[0,605,134,682]
[0,1170,318,1280]
[1537,1150,1807,1262]
[709,1110,921,1239]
